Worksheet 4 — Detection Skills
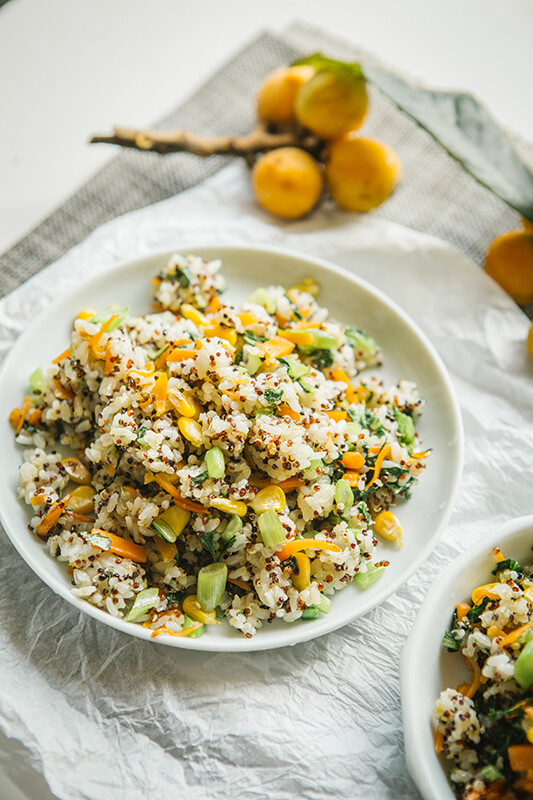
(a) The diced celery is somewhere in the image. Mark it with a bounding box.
[205,446,225,479]
[297,377,314,393]
[258,509,286,547]
[125,587,159,622]
[182,613,205,638]
[354,563,386,589]
[197,562,228,611]
[301,607,320,620]
[221,515,243,543]
[315,594,332,614]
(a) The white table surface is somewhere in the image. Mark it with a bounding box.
[0,1,532,798]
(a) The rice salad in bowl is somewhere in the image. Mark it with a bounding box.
[9,252,429,642]
[435,547,533,798]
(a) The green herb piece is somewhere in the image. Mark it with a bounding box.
[442,630,460,652]
[136,425,148,443]
[479,765,504,783]
[198,531,217,559]
[169,263,194,288]
[190,470,209,487]
[356,501,370,522]
[125,587,159,622]
[258,509,286,547]
[182,612,204,638]
[243,330,267,345]
[205,447,226,479]
[264,388,283,404]
[301,606,320,620]
[492,558,523,576]
[354,563,386,589]
[197,562,228,611]
[166,591,182,605]
[220,535,236,552]
[393,405,415,449]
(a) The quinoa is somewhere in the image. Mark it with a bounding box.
[11,253,428,640]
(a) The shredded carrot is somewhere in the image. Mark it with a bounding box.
[258,336,295,359]
[151,622,202,638]
[91,314,119,359]
[138,395,153,409]
[276,538,341,562]
[410,450,430,459]
[153,372,168,417]
[227,577,252,591]
[90,528,147,563]
[471,583,501,605]
[342,452,365,470]
[155,538,178,563]
[277,330,314,346]
[165,348,197,362]
[493,546,505,562]
[343,470,362,488]
[62,510,94,524]
[434,727,443,755]
[52,348,71,365]
[465,658,481,699]
[208,295,222,314]
[367,443,392,487]
[457,681,470,695]
[277,404,301,421]
[152,474,208,514]
[221,389,239,401]
[128,363,155,380]
[53,378,74,401]
[325,409,349,422]
[249,476,305,491]
[14,396,31,435]
[104,340,114,375]
[36,493,72,537]
[500,620,533,649]
[155,339,190,369]
[331,368,357,402]
[508,744,533,773]
[456,602,471,621]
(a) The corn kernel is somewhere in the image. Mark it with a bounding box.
[77,309,96,321]
[66,485,96,514]
[373,510,403,547]
[527,727,533,744]
[181,304,208,327]
[209,497,248,517]
[9,408,21,429]
[167,389,196,418]
[250,485,286,514]
[487,626,504,639]
[182,595,218,625]
[178,417,203,447]
[289,278,320,298]
[61,456,92,485]
[292,552,311,591]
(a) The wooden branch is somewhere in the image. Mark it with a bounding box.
[89,125,322,158]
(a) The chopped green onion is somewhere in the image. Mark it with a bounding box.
[91,306,129,330]
[335,479,354,514]
[221,514,243,543]
[197,562,228,611]
[205,446,225,479]
[479,765,503,782]
[301,607,320,620]
[281,355,310,380]
[393,405,415,449]
[258,509,287,547]
[354,563,386,589]
[125,587,159,622]
[315,594,332,614]
[303,459,323,477]
[29,366,44,394]
[300,329,339,350]
[182,613,205,638]
[344,422,362,436]
[297,377,314,393]
[247,287,276,314]
[344,325,380,361]
[150,505,190,543]
[514,639,533,688]
[244,353,262,375]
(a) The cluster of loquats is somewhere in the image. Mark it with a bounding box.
[252,56,402,220]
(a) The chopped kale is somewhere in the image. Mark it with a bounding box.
[198,531,217,559]
[220,535,236,552]
[243,331,267,345]
[492,558,523,576]
[310,349,334,370]
[264,388,283,404]
[442,630,460,652]
[393,404,415,449]
[467,596,492,622]
[356,501,371,522]
[136,425,148,441]
[191,470,209,487]
[166,591,183,605]
[168,264,194,288]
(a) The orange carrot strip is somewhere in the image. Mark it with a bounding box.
[151,622,202,638]
[62,510,94,524]
[155,339,190,369]
[493,547,505,562]
[15,396,31,435]
[249,476,305,491]
[208,295,222,314]
[165,349,197,362]
[53,348,71,365]
[221,389,239,401]
[152,474,208,514]
[411,450,430,459]
[325,409,349,422]
[500,620,533,649]
[227,577,252,591]
[465,659,481,699]
[258,336,295,359]
[153,372,168,417]
[434,728,443,755]
[91,314,119,359]
[90,528,147,563]
[104,340,114,375]
[155,538,178,563]
[368,443,392,487]
[277,404,301,422]
[456,602,471,621]
[28,408,42,426]
[36,493,72,537]
[53,378,74,401]
[342,452,365,470]
[331,368,357,402]
[276,538,341,562]
[508,744,533,773]
[278,330,314,346]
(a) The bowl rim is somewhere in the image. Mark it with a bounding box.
[0,241,464,651]
[400,513,533,800]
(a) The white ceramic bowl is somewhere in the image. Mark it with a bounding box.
[401,514,533,800]
[0,244,463,651]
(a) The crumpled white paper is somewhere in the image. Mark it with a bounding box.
[0,162,532,800]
